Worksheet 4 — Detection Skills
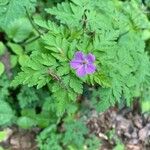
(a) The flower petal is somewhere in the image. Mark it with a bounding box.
[76,65,86,77]
[70,59,82,69]
[86,64,96,74]
[86,53,95,63]
[75,51,84,61]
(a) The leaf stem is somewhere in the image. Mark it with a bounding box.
[25,7,42,35]
[21,35,41,46]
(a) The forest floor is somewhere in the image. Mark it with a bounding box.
[0,104,150,150]
[87,106,150,150]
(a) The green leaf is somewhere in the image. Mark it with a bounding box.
[37,125,62,150]
[0,42,5,55]
[0,0,9,6]
[69,76,83,94]
[68,90,77,101]
[0,0,36,30]
[6,18,33,42]
[7,42,23,55]
[63,120,88,148]
[39,53,56,66]
[11,53,53,88]
[0,101,15,126]
[57,63,70,76]
[92,88,115,112]
[97,99,112,112]
[18,54,30,66]
[0,130,7,142]
[17,86,39,109]
[0,147,4,150]
[46,2,84,27]
[0,62,4,76]
[17,116,37,129]
[10,55,18,68]
[142,101,150,113]
[93,72,111,87]
[35,114,50,128]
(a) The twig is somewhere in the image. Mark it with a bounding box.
[48,68,68,90]
[48,68,61,81]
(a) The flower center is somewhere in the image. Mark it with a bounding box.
[82,60,88,64]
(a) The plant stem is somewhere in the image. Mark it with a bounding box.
[21,35,41,46]
[25,7,42,35]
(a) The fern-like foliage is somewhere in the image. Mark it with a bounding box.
[63,120,89,148]
[17,86,40,108]
[37,125,63,150]
[0,0,37,30]
[0,74,10,101]
[37,119,100,150]
[0,74,16,126]
[12,0,150,113]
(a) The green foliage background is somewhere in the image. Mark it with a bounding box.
[0,0,150,149]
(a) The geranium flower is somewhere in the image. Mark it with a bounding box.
[70,51,96,77]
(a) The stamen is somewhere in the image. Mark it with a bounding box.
[83,61,87,64]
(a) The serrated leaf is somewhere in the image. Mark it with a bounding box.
[46,2,84,27]
[68,90,77,101]
[17,116,37,129]
[37,75,51,89]
[35,114,50,128]
[97,100,112,112]
[40,53,56,66]
[0,0,36,30]
[94,72,111,87]
[57,63,70,76]
[69,77,83,94]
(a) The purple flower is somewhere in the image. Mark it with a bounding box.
[70,51,96,77]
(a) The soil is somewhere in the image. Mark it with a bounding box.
[0,107,149,150]
[0,127,38,150]
[87,107,150,150]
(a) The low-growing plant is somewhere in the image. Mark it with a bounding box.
[0,0,150,149]
[11,0,150,113]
